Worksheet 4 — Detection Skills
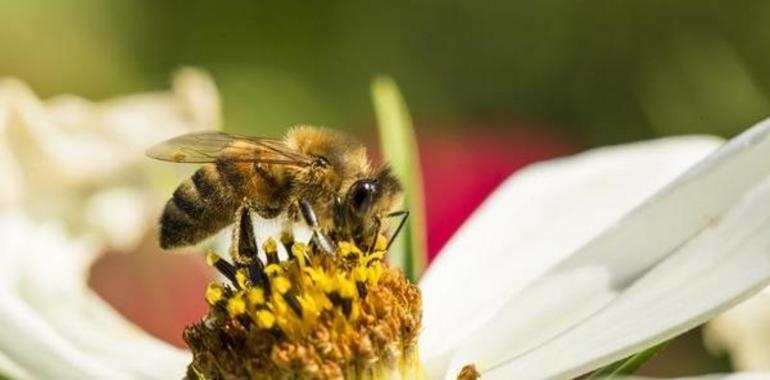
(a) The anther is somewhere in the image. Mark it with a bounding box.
[255,310,276,329]
[205,283,224,305]
[227,294,247,317]
[235,269,250,289]
[264,238,280,265]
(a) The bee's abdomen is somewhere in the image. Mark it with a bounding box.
[159,164,240,249]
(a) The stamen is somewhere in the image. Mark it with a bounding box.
[184,207,424,379]
[226,293,246,317]
[206,251,238,286]
[255,309,276,329]
[204,283,223,305]
[234,269,249,289]
[264,237,280,265]
[282,291,304,317]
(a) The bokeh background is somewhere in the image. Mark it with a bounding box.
[4,1,769,376]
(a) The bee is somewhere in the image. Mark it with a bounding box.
[146,126,406,253]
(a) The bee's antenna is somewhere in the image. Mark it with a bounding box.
[367,217,382,255]
[299,199,336,255]
[385,210,409,251]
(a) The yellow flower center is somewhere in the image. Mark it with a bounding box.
[184,233,423,380]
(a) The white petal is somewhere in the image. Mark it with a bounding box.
[0,214,189,379]
[172,67,222,130]
[0,69,220,249]
[0,101,25,208]
[419,135,723,377]
[445,118,770,379]
[485,175,770,379]
[630,374,770,380]
[0,68,219,192]
[0,350,34,380]
[0,292,133,379]
[84,188,153,251]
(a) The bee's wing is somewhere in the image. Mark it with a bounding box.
[146,131,313,166]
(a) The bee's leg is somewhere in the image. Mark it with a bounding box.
[299,199,336,255]
[231,206,257,263]
[279,219,295,250]
[333,195,346,235]
[231,205,269,288]
[385,210,410,250]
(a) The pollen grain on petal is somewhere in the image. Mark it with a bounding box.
[457,364,481,380]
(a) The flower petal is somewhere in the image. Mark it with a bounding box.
[443,118,770,379]
[0,214,189,379]
[418,135,723,376]
[0,70,218,378]
[631,375,770,380]
[0,350,34,380]
[483,176,770,379]
[0,68,220,249]
[1,68,218,187]
[0,291,133,379]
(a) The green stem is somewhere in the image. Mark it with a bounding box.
[585,340,671,379]
[370,76,427,282]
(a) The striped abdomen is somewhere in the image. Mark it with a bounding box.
[159,160,293,249]
[159,163,241,248]
[160,159,294,249]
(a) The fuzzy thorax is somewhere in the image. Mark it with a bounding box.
[184,234,423,380]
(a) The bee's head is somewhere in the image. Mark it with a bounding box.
[343,166,403,240]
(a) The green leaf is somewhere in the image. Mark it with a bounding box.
[370,76,427,282]
[585,340,671,379]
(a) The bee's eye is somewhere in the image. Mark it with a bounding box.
[347,179,377,215]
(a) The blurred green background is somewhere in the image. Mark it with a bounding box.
[5,1,767,376]
[3,1,770,143]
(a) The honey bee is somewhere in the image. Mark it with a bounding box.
[146,126,406,253]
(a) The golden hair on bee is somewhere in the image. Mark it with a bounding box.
[146,126,404,251]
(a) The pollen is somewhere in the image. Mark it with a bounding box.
[204,283,223,305]
[255,309,276,329]
[226,294,247,317]
[184,228,423,380]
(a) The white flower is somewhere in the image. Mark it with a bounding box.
[2,116,770,379]
[0,68,220,250]
[421,118,770,379]
[0,212,189,380]
[0,69,221,379]
[633,374,769,380]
